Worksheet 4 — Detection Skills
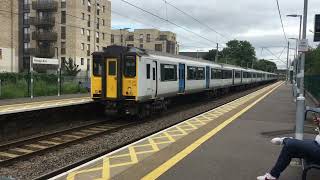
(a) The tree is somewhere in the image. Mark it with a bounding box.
[203,49,220,62]
[220,40,257,67]
[255,59,277,72]
[305,46,320,75]
[63,57,81,76]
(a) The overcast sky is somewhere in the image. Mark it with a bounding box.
[111,0,320,69]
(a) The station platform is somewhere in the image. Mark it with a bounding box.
[0,94,91,115]
[51,82,320,180]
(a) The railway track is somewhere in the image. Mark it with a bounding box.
[0,121,133,165]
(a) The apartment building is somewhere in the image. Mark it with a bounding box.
[14,0,111,74]
[0,0,19,72]
[111,29,179,55]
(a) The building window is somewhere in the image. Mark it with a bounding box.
[96,32,99,43]
[87,0,91,12]
[87,15,91,27]
[61,42,66,55]
[81,28,84,35]
[102,33,105,40]
[159,35,167,40]
[96,18,100,29]
[87,29,90,41]
[82,13,85,20]
[97,4,100,15]
[81,58,84,65]
[24,42,30,49]
[87,44,90,51]
[140,44,143,49]
[155,44,162,52]
[111,34,114,43]
[160,64,177,81]
[147,34,150,42]
[128,35,134,41]
[82,0,85,5]
[139,34,143,43]
[103,6,105,13]
[61,0,66,8]
[61,11,66,24]
[102,19,105,26]
[81,43,84,50]
[87,59,90,71]
[61,26,66,39]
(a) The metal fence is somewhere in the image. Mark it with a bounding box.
[305,75,320,101]
[0,73,90,100]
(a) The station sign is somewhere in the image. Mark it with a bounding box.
[298,39,309,52]
[33,57,59,65]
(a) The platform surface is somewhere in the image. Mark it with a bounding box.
[0,94,91,115]
[50,82,320,180]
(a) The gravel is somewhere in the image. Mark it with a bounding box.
[0,84,270,179]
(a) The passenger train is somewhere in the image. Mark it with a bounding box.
[91,46,277,117]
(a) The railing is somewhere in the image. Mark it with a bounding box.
[32,31,58,41]
[32,0,58,11]
[34,47,55,58]
[29,17,55,27]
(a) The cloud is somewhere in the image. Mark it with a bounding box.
[111,0,320,69]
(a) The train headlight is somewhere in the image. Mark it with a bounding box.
[127,87,132,95]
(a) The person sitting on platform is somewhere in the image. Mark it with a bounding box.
[257,117,320,180]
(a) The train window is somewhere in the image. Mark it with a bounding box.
[108,61,116,75]
[153,68,156,80]
[196,67,205,80]
[243,72,247,78]
[146,64,150,79]
[187,66,197,80]
[222,70,232,79]
[235,71,241,78]
[124,56,136,77]
[161,64,177,81]
[93,60,102,76]
[211,69,222,79]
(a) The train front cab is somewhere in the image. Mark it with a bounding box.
[91,47,139,107]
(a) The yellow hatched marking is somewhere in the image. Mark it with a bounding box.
[66,167,102,180]
[0,152,19,158]
[62,134,82,139]
[39,140,60,145]
[148,138,160,152]
[11,148,33,153]
[26,144,47,149]
[101,157,110,180]
[110,147,138,168]
[184,121,199,130]
[110,153,130,159]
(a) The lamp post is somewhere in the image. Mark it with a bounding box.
[294,0,308,140]
[287,14,303,89]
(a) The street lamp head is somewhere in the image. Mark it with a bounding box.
[288,37,298,40]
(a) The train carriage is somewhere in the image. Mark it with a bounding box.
[91,46,277,117]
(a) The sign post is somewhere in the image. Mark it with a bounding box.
[30,56,34,99]
[32,57,59,98]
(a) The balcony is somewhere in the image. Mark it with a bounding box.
[24,34,30,42]
[23,4,30,12]
[32,31,57,41]
[29,17,55,27]
[34,47,55,58]
[32,1,58,11]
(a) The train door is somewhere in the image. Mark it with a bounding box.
[241,71,243,83]
[206,66,210,89]
[178,63,185,93]
[106,59,117,98]
[151,61,158,98]
[232,69,235,85]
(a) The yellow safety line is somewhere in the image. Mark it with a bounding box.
[142,82,283,180]
[0,97,91,109]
